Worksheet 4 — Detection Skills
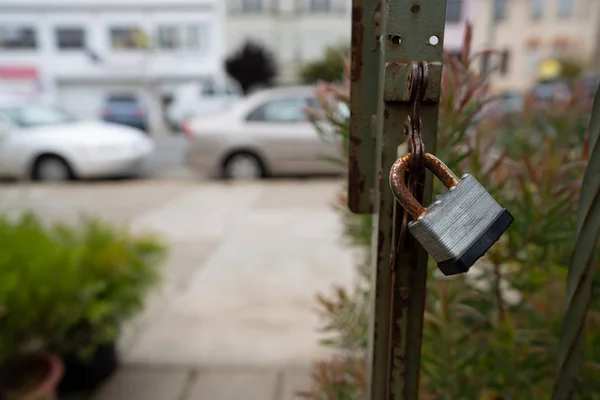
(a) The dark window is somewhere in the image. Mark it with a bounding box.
[56,27,85,50]
[109,26,148,50]
[157,24,204,51]
[494,0,507,21]
[500,50,510,75]
[0,26,37,49]
[446,0,462,22]
[242,0,262,12]
[558,0,574,18]
[246,98,308,123]
[201,81,216,97]
[531,0,543,19]
[310,0,331,12]
[481,53,491,74]
[157,26,181,50]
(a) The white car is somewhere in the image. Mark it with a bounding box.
[184,85,344,180]
[0,102,155,181]
[166,77,243,130]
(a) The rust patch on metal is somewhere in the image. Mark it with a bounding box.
[389,153,460,220]
[350,3,364,82]
[410,4,420,13]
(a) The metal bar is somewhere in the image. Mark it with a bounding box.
[367,1,447,399]
[552,76,600,400]
[348,0,384,214]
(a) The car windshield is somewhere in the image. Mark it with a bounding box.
[11,105,77,127]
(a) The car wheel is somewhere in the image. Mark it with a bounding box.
[32,155,73,182]
[222,152,264,181]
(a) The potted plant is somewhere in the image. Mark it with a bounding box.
[0,212,167,398]
[0,212,82,399]
[52,217,167,395]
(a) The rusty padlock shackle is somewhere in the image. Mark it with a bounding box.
[389,153,460,220]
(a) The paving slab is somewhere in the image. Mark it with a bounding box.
[125,181,357,367]
[90,366,190,400]
[185,370,278,400]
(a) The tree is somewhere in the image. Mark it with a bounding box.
[299,45,348,84]
[225,41,277,95]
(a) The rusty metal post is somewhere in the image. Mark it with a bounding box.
[349,1,448,399]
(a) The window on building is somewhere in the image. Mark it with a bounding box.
[186,25,203,50]
[500,50,510,75]
[55,27,85,50]
[157,26,181,50]
[310,0,331,11]
[481,53,491,74]
[446,0,462,23]
[156,24,206,52]
[558,0,574,18]
[530,0,544,19]
[494,0,507,21]
[242,0,262,12]
[0,26,37,50]
[110,26,148,50]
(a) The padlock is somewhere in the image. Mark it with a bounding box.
[389,153,514,276]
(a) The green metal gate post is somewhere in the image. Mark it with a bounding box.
[349,1,448,399]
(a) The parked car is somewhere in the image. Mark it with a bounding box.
[101,93,148,132]
[166,77,243,131]
[183,85,343,180]
[0,101,155,181]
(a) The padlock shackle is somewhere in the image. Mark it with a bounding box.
[389,153,460,220]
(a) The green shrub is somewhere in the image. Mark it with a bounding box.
[0,212,167,363]
[299,46,348,84]
[301,24,600,399]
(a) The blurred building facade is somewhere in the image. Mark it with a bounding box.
[0,0,225,122]
[225,0,476,84]
[473,0,600,92]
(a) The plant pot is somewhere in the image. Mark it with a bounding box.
[0,353,63,400]
[58,341,119,395]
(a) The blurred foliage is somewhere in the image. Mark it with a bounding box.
[559,58,585,82]
[0,212,167,366]
[300,23,600,399]
[225,40,277,95]
[299,46,349,85]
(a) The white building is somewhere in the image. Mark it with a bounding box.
[225,0,476,84]
[0,0,225,122]
[473,0,600,92]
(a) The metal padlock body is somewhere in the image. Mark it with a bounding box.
[390,153,514,276]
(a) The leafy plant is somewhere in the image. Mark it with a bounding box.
[0,212,167,364]
[225,40,277,95]
[299,46,348,84]
[302,22,600,399]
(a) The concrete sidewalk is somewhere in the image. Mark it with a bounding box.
[3,179,353,400]
[91,365,313,400]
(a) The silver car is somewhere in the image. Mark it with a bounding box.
[183,85,344,180]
